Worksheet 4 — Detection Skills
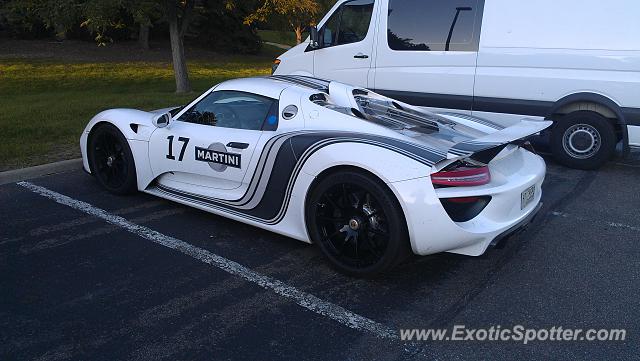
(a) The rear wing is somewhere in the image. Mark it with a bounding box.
[448,119,552,158]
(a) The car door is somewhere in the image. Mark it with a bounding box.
[148,90,278,196]
[312,0,377,87]
[373,0,484,115]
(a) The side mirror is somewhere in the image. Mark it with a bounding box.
[309,26,320,49]
[152,112,171,128]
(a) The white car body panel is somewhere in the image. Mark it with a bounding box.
[274,0,640,151]
[81,76,550,257]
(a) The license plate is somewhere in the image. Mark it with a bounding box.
[521,185,536,210]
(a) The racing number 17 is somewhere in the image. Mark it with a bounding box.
[166,135,190,161]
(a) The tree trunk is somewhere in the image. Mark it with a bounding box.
[168,5,191,93]
[138,23,150,50]
[294,26,303,45]
[54,23,67,42]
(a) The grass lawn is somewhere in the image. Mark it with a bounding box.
[257,30,307,47]
[0,43,280,171]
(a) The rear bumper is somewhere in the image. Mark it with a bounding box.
[389,147,545,256]
[490,201,541,247]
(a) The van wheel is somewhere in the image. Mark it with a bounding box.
[305,170,411,277]
[550,111,616,170]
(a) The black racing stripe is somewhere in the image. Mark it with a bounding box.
[448,149,471,156]
[437,112,504,130]
[152,132,444,224]
[153,184,265,224]
[245,133,444,221]
[288,132,447,164]
[294,75,331,88]
[231,131,300,206]
[241,134,300,220]
[451,142,502,154]
[269,75,329,92]
[152,131,304,210]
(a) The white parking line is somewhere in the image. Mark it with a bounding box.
[17,181,398,340]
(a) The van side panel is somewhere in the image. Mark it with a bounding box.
[480,0,640,51]
[474,0,640,130]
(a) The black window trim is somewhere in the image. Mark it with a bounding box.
[386,0,485,52]
[261,100,280,131]
[176,89,279,131]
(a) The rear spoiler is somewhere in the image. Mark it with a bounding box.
[447,119,552,162]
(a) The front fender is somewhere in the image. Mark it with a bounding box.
[82,108,157,141]
[80,108,158,190]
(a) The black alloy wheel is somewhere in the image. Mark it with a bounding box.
[88,124,138,195]
[306,170,411,277]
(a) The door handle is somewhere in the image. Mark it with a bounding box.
[226,142,249,149]
[353,53,369,59]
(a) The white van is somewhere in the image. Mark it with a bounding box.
[273,0,640,169]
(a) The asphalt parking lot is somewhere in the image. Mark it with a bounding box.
[1,153,639,360]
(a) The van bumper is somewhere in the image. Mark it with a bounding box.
[627,125,640,150]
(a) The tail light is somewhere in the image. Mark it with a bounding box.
[431,161,491,187]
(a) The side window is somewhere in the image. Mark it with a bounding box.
[319,0,375,48]
[387,0,483,52]
[178,90,277,131]
[321,7,341,47]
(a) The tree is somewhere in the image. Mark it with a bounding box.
[2,0,83,40]
[80,0,126,46]
[81,0,196,93]
[166,0,196,93]
[127,0,162,50]
[245,0,319,44]
[1,0,238,94]
[194,0,262,55]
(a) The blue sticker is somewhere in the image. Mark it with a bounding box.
[267,115,277,125]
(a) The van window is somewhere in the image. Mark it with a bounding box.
[319,0,375,48]
[387,0,483,51]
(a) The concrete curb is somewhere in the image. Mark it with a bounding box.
[0,158,83,185]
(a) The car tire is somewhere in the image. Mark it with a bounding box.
[305,170,411,277]
[550,111,616,170]
[88,124,138,195]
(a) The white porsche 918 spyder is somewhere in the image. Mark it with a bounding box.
[80,75,550,276]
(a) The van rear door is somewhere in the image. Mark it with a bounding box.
[312,0,378,88]
[373,0,484,115]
